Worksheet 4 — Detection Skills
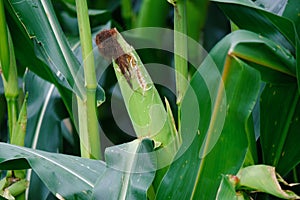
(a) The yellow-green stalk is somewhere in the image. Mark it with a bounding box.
[75,0,101,159]
[169,0,189,133]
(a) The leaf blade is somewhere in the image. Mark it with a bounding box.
[0,143,105,199]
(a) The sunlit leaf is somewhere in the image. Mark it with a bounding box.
[156,30,262,199]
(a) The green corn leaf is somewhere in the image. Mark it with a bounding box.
[0,0,10,81]
[93,138,156,199]
[4,0,105,114]
[212,0,300,93]
[237,165,300,199]
[0,138,156,199]
[0,142,106,199]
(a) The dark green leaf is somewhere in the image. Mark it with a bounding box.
[0,139,156,199]
[213,0,296,53]
[282,0,300,36]
[156,30,262,199]
[0,0,10,81]
[260,83,300,175]
[0,142,106,199]
[213,0,300,92]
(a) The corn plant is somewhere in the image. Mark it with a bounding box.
[0,0,300,199]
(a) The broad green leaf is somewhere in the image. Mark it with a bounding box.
[0,139,156,199]
[0,142,106,199]
[237,165,300,199]
[156,30,261,199]
[93,138,156,199]
[0,0,10,81]
[227,40,296,83]
[213,0,300,176]
[212,0,296,52]
[4,0,105,114]
[5,0,83,95]
[282,0,300,35]
[213,0,300,91]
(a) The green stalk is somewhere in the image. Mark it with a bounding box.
[186,0,209,73]
[121,0,133,28]
[136,0,169,28]
[173,0,188,130]
[10,93,28,147]
[6,96,18,139]
[186,0,209,42]
[0,0,10,80]
[293,167,299,183]
[75,0,101,160]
